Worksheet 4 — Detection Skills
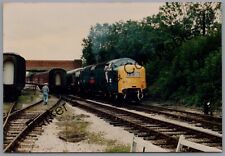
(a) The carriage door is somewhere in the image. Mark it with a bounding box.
[55,73,61,86]
[3,61,14,85]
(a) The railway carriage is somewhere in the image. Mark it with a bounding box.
[91,63,109,96]
[3,53,26,101]
[31,68,67,94]
[66,68,83,94]
[79,65,93,95]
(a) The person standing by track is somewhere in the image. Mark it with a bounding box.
[42,83,49,105]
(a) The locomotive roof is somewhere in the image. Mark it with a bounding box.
[81,58,136,71]
[107,58,135,64]
[67,67,83,74]
[83,58,135,68]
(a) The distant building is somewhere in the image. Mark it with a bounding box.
[26,60,82,72]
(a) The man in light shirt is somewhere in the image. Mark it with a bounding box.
[42,83,49,105]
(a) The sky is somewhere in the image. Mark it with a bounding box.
[3,2,164,60]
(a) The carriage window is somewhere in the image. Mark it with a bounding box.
[55,74,61,86]
[3,61,14,85]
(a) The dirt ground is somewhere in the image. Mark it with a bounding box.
[32,103,169,153]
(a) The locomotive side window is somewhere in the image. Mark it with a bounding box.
[75,71,80,77]
[55,73,61,86]
[3,61,14,85]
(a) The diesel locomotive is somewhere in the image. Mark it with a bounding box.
[3,53,26,101]
[67,58,147,102]
[29,68,67,94]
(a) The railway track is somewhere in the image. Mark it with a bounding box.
[143,103,221,122]
[3,101,18,127]
[63,95,222,152]
[75,96,222,133]
[3,97,63,153]
[122,103,222,133]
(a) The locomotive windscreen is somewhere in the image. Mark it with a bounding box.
[108,58,136,70]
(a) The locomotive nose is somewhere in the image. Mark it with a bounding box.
[117,63,146,102]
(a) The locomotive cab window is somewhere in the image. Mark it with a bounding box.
[110,58,136,70]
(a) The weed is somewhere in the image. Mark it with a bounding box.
[105,144,131,152]
[3,103,12,113]
[87,132,130,152]
[16,89,41,109]
[87,132,106,145]
[57,110,90,143]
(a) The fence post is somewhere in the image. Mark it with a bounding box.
[175,134,222,152]
[176,135,184,152]
[131,136,137,152]
[142,147,145,152]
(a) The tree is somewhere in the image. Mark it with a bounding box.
[80,2,222,108]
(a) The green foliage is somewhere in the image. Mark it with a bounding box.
[81,2,221,109]
[151,34,221,107]
[105,144,131,153]
[17,89,40,105]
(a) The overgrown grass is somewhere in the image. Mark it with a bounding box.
[105,144,131,152]
[87,132,130,152]
[87,132,116,145]
[3,102,12,114]
[18,89,40,104]
[15,89,41,110]
[58,120,89,142]
[4,89,41,111]
[56,109,90,142]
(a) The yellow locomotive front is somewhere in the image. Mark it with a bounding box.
[118,64,146,101]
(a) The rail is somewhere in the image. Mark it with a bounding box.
[4,98,62,152]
